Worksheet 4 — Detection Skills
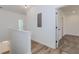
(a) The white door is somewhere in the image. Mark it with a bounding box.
[55,10,63,48]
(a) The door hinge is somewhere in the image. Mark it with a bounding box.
[56,27,57,29]
[56,40,57,43]
[56,12,58,15]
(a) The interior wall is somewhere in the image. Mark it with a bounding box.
[0,9,26,42]
[63,13,79,36]
[10,29,31,54]
[25,5,56,48]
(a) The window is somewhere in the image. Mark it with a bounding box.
[18,19,24,31]
[37,13,42,27]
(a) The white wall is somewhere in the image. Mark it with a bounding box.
[63,13,79,36]
[10,29,31,54]
[0,9,26,42]
[25,5,57,48]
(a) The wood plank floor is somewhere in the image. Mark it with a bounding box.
[31,41,60,54]
[4,35,79,54]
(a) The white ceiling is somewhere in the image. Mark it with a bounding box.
[0,5,27,15]
[59,5,79,15]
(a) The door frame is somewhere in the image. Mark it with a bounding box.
[55,6,66,48]
[55,9,62,48]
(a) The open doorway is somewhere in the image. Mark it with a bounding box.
[56,5,79,48]
[55,6,64,48]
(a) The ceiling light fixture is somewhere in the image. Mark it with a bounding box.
[25,5,27,8]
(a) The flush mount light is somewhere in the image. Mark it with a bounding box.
[24,5,30,8]
[72,10,76,14]
[25,5,27,8]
